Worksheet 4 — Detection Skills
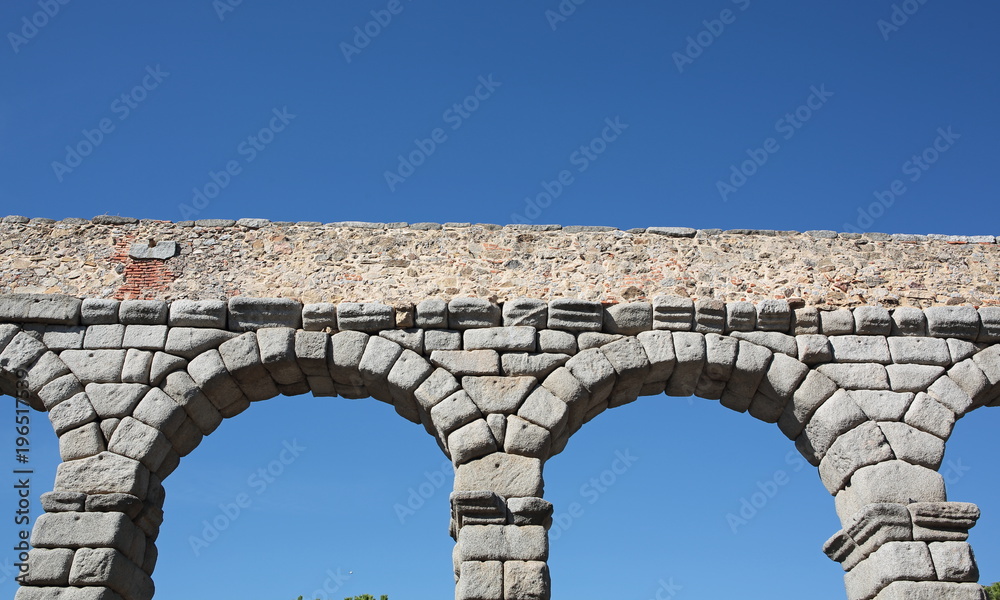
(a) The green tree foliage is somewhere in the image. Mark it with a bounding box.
[984,582,1000,600]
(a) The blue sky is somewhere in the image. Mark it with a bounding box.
[1,1,998,599]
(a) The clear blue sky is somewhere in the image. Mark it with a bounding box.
[1,2,998,599]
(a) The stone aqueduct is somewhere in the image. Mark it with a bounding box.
[3,216,1000,600]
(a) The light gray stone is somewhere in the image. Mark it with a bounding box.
[159,370,222,434]
[337,302,394,331]
[60,350,127,384]
[168,299,227,328]
[24,351,71,393]
[694,299,726,334]
[890,307,928,336]
[69,547,153,600]
[757,352,809,402]
[925,306,980,340]
[108,416,171,471]
[879,421,944,470]
[541,367,589,433]
[387,349,433,420]
[486,413,506,447]
[463,376,536,415]
[132,387,186,436]
[121,349,153,384]
[903,392,955,440]
[39,374,85,409]
[844,541,935,600]
[652,295,693,331]
[425,329,462,351]
[501,352,569,378]
[664,331,706,397]
[118,300,167,325]
[40,491,86,512]
[547,299,603,332]
[517,386,568,438]
[928,375,973,415]
[0,332,46,376]
[819,422,893,493]
[797,334,832,364]
[724,340,772,398]
[43,325,86,350]
[947,359,991,406]
[802,390,867,461]
[816,363,890,390]
[449,298,501,329]
[778,370,838,440]
[504,561,550,600]
[19,548,74,585]
[293,331,330,377]
[636,330,675,381]
[129,241,176,260]
[978,306,1000,342]
[431,350,501,376]
[164,327,237,359]
[756,299,790,331]
[887,337,951,366]
[228,297,302,330]
[874,581,987,600]
[820,309,855,336]
[604,302,652,335]
[59,422,106,460]
[725,301,756,331]
[432,390,482,435]
[792,307,820,335]
[731,331,798,357]
[49,392,97,434]
[186,349,247,411]
[55,452,149,499]
[414,368,461,411]
[121,325,167,350]
[448,419,498,464]
[566,348,616,403]
[170,418,204,456]
[464,327,536,352]
[829,336,892,364]
[537,329,577,354]
[457,525,548,562]
[453,452,543,498]
[948,339,977,363]
[576,332,623,350]
[379,328,423,354]
[504,415,551,458]
[457,561,503,600]
[0,293,81,324]
[257,327,305,385]
[854,306,892,336]
[328,330,369,385]
[850,390,914,421]
[81,299,121,325]
[84,325,126,349]
[31,511,137,553]
[835,461,946,525]
[86,493,143,518]
[301,303,337,331]
[503,298,548,328]
[415,299,448,329]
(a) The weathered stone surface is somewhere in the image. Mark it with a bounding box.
[947,360,992,406]
[829,336,892,364]
[81,299,121,326]
[448,419,498,464]
[463,376,536,414]
[504,415,551,458]
[504,561,550,600]
[121,349,153,384]
[890,307,928,336]
[904,392,955,440]
[541,367,589,433]
[132,387,186,436]
[160,371,223,435]
[835,461,946,525]
[59,422,106,460]
[948,339,977,363]
[820,309,855,336]
[927,375,973,415]
[118,300,167,326]
[486,413,506,447]
[457,525,548,561]
[731,331,798,357]
[432,390,482,436]
[454,452,543,498]
[503,298,548,328]
[886,364,946,393]
[387,349,433,399]
[886,337,951,366]
[424,329,461,351]
[40,491,86,513]
[925,306,980,340]
[186,349,246,410]
[909,502,980,542]
[537,329,576,354]
[414,368,461,411]
[228,297,302,330]
[979,306,1000,342]
[854,306,892,336]
[797,334,832,364]
[464,327,536,352]
[39,374,85,409]
[757,352,809,402]
[69,547,154,600]
[431,350,501,376]
[517,386,568,438]
[547,299,603,332]
[164,327,237,359]
[725,340,772,398]
[163,300,226,330]
[378,328,422,354]
[777,370,838,440]
[296,302,336,331]
[257,327,305,385]
[801,390,867,461]
[49,392,98,434]
[878,421,944,470]
[725,301,756,331]
[844,542,936,600]
[449,298,501,330]
[457,561,503,600]
[1,331,47,374]
[84,325,125,349]
[874,581,987,600]
[565,349,616,403]
[86,493,143,518]
[652,295,693,331]
[636,330,675,382]
[60,350,127,384]
[693,299,726,334]
[603,302,652,335]
[0,293,81,325]
[44,326,86,351]
[792,307,820,335]
[31,512,136,553]
[501,353,569,378]
[756,299,790,331]
[816,363,890,390]
[20,548,74,585]
[819,421,893,493]
[576,332,623,350]
[337,302,394,332]
[849,390,913,421]
[121,325,167,351]
[664,331,706,396]
[108,417,172,472]
[415,299,448,329]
